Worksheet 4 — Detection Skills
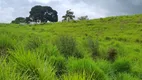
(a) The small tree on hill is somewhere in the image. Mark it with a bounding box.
[62,9,75,22]
[78,15,89,20]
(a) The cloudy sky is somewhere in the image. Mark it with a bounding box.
[0,0,142,23]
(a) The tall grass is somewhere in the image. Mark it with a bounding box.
[113,58,131,73]
[0,14,142,80]
[25,36,43,50]
[66,58,107,80]
[35,44,60,60]
[55,35,83,58]
[9,49,56,80]
[0,59,29,80]
[62,71,92,80]
[87,37,99,58]
[116,73,140,80]
[0,34,15,58]
[50,55,67,77]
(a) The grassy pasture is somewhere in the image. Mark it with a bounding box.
[0,14,142,80]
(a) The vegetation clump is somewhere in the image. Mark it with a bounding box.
[0,35,15,57]
[66,58,107,80]
[87,38,99,58]
[107,48,117,62]
[113,59,131,73]
[56,35,83,58]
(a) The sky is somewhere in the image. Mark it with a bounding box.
[0,0,142,23]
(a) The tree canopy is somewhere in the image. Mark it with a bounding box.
[29,5,58,23]
[11,17,26,24]
[62,9,75,22]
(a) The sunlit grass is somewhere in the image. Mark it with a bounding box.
[0,14,142,80]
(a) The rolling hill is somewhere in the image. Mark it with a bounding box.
[0,14,142,80]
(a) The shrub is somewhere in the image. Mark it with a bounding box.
[0,35,15,57]
[105,36,111,40]
[113,59,131,73]
[135,39,142,43]
[66,58,106,80]
[25,36,43,50]
[32,27,36,30]
[78,15,89,21]
[87,37,99,58]
[107,48,117,62]
[55,35,83,58]
[9,50,56,80]
[117,37,127,42]
[50,55,67,77]
[95,59,113,76]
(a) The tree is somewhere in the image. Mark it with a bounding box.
[29,5,58,23]
[62,9,75,22]
[11,17,26,24]
[78,15,89,20]
[25,17,32,24]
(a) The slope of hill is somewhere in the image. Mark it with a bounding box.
[0,14,142,80]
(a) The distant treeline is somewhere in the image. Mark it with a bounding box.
[11,5,89,24]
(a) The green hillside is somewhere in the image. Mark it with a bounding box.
[0,14,142,80]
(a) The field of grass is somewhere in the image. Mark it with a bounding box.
[0,14,142,80]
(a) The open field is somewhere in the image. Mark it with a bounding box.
[0,14,142,80]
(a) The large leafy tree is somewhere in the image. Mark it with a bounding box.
[62,9,75,22]
[29,5,58,23]
[25,17,32,24]
[11,17,25,24]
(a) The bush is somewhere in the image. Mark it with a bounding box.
[50,56,67,77]
[95,59,113,76]
[87,37,99,58]
[113,59,131,73]
[0,35,15,57]
[9,50,56,80]
[105,36,111,40]
[107,48,117,62]
[66,58,106,80]
[78,15,89,21]
[25,36,43,50]
[32,27,36,30]
[55,35,83,58]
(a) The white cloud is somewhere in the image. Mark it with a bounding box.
[28,0,62,3]
[132,0,142,5]
[0,0,142,23]
[56,1,109,20]
[0,7,15,23]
